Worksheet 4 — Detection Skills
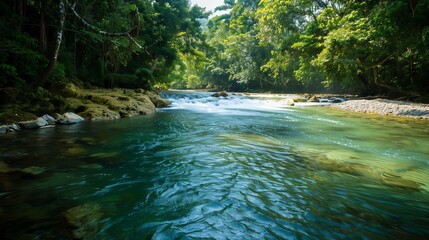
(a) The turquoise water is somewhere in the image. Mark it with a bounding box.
[1,91,429,239]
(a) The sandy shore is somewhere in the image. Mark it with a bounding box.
[329,99,429,119]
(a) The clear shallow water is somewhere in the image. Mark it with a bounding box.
[1,91,429,239]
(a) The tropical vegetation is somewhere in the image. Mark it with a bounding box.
[1,0,429,105]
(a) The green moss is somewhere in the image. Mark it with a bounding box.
[0,107,37,124]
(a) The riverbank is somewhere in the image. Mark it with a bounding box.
[0,84,172,133]
[329,98,429,119]
[64,84,171,120]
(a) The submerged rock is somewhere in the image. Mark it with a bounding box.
[57,112,84,125]
[212,91,228,98]
[65,147,88,156]
[301,150,372,177]
[379,172,421,190]
[64,204,103,239]
[20,166,47,176]
[18,117,49,129]
[90,152,119,158]
[81,137,97,145]
[80,163,103,169]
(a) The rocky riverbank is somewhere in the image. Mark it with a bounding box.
[63,84,171,120]
[0,84,172,134]
[329,98,429,119]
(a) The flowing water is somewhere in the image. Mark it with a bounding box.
[1,91,429,239]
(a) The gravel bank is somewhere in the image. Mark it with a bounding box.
[329,99,429,119]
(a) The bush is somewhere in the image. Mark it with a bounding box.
[104,74,141,89]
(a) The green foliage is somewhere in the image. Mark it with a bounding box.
[2,0,428,97]
[105,73,140,88]
[191,0,429,95]
[0,26,47,87]
[0,64,23,87]
[48,63,67,86]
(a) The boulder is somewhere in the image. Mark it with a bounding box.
[42,114,56,125]
[329,97,345,103]
[153,97,172,108]
[90,93,156,115]
[308,96,320,102]
[145,91,172,108]
[292,97,307,103]
[57,112,84,125]
[77,103,121,121]
[18,117,49,129]
[9,124,21,131]
[212,91,228,98]
[283,99,295,106]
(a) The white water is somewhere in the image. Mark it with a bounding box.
[163,91,330,114]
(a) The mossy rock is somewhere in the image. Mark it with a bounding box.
[0,108,37,125]
[78,103,121,121]
[145,91,172,108]
[62,83,80,98]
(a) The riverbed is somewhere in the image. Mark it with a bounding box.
[1,91,428,239]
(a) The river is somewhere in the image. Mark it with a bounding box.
[1,91,429,239]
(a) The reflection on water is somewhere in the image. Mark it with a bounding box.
[1,91,429,239]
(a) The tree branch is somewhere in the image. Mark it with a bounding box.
[65,0,142,48]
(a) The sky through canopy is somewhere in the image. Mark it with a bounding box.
[190,0,224,12]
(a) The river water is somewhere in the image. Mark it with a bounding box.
[1,91,429,239]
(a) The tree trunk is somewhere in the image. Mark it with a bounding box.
[17,0,27,31]
[371,66,417,97]
[32,0,66,88]
[151,55,159,72]
[39,0,47,54]
[357,72,371,96]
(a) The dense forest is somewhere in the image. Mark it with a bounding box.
[1,0,429,106]
[0,0,208,88]
[175,0,429,97]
